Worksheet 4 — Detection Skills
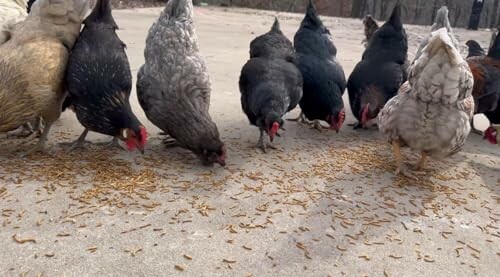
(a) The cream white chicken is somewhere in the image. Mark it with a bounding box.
[0,0,28,44]
[378,28,474,178]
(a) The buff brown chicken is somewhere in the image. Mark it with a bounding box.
[0,0,90,155]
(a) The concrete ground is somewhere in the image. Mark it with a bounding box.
[0,6,499,277]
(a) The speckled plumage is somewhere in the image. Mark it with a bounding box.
[378,28,474,159]
[0,0,89,151]
[66,0,141,139]
[137,0,225,165]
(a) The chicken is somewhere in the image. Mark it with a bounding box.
[137,0,225,166]
[239,18,302,152]
[65,0,147,153]
[466,40,486,58]
[291,0,346,131]
[362,14,379,47]
[0,0,89,154]
[0,0,27,44]
[347,3,407,129]
[467,31,500,144]
[378,28,474,179]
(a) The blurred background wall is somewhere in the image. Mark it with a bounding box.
[196,0,499,28]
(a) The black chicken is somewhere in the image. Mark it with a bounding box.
[239,18,302,152]
[65,0,147,153]
[292,0,346,131]
[466,40,486,58]
[347,3,408,129]
[467,31,500,144]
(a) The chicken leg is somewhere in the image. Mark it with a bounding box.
[95,137,123,150]
[392,140,418,180]
[311,120,330,131]
[288,112,307,123]
[62,128,90,151]
[22,121,53,157]
[412,152,427,171]
[257,129,276,153]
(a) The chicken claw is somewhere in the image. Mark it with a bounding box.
[411,152,427,171]
[392,140,419,180]
[7,123,35,138]
[311,120,329,131]
[96,137,123,150]
[257,130,277,153]
[62,129,90,151]
[288,112,307,123]
[21,122,53,157]
[163,137,181,148]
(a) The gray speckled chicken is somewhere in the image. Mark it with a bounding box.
[137,0,225,166]
[378,28,474,178]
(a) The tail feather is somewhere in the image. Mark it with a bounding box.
[431,6,452,33]
[271,17,281,33]
[301,0,323,28]
[84,0,118,28]
[164,0,193,20]
[488,30,500,59]
[387,2,402,31]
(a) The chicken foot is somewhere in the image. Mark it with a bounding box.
[163,137,182,148]
[95,137,122,150]
[412,152,427,171]
[311,120,330,131]
[22,121,53,157]
[257,129,277,153]
[62,129,90,151]
[391,140,419,180]
[288,112,307,123]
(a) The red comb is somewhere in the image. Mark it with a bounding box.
[270,122,280,134]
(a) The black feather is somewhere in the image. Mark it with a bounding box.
[347,3,408,125]
[66,0,140,137]
[466,40,486,58]
[27,0,36,13]
[249,17,295,62]
[488,31,500,59]
[240,19,302,134]
[293,0,346,123]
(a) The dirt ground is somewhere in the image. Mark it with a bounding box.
[0,6,499,277]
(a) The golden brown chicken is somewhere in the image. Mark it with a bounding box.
[0,0,90,154]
